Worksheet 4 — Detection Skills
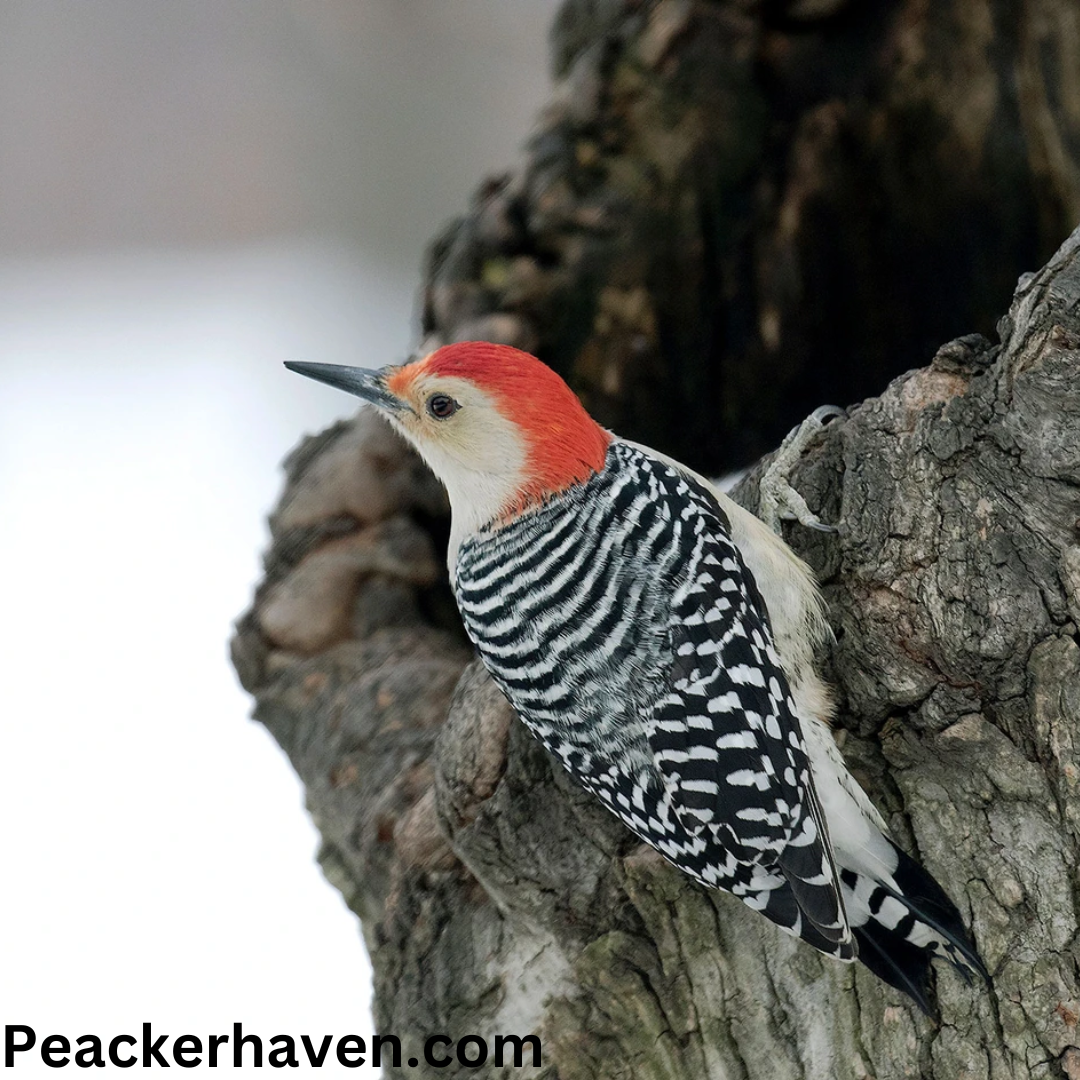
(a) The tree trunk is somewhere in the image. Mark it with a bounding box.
[232,2,1080,1077]
[418,0,1079,474]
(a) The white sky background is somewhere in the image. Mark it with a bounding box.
[0,2,558,1072]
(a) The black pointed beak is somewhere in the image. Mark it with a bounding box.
[284,361,409,412]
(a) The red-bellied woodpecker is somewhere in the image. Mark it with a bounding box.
[286,341,985,1013]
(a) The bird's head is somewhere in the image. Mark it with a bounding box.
[286,342,611,534]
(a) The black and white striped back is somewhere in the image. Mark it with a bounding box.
[454,441,854,959]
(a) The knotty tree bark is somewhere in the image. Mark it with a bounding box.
[232,2,1080,1076]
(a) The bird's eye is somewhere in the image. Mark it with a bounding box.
[427,394,459,420]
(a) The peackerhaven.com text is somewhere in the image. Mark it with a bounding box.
[4,1023,542,1070]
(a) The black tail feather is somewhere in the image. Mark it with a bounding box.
[886,844,988,980]
[852,921,937,1016]
[844,843,987,1014]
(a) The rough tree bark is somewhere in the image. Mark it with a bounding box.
[419,0,1079,472]
[232,2,1080,1077]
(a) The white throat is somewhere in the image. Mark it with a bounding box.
[384,407,529,573]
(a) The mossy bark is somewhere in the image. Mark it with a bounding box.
[232,2,1080,1076]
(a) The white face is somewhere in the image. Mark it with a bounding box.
[287,349,610,564]
[380,371,531,544]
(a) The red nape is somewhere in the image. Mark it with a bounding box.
[425,342,611,502]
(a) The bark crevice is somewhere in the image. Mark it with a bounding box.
[232,3,1080,1075]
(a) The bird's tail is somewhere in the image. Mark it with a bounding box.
[797,711,987,1013]
[839,839,987,1015]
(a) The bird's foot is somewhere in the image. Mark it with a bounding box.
[758,405,846,536]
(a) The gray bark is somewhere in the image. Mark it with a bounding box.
[231,2,1080,1076]
[418,0,1079,474]
[233,231,1080,1079]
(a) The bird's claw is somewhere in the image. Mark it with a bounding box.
[808,404,847,426]
[758,406,846,535]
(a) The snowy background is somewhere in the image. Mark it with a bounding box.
[0,1,557,1071]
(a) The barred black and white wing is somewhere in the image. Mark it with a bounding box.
[649,493,852,956]
[453,441,854,959]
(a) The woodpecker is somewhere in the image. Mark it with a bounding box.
[286,342,985,1013]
